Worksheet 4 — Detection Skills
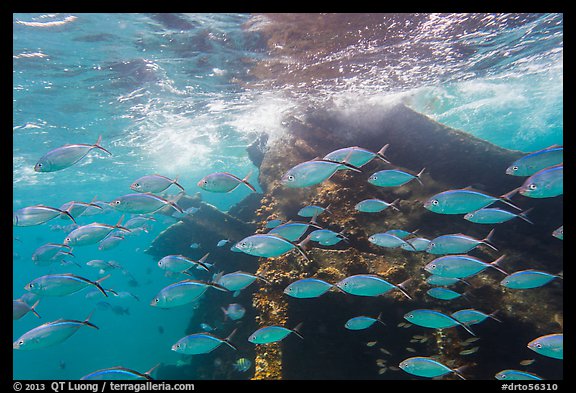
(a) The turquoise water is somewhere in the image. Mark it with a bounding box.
[13,13,562,380]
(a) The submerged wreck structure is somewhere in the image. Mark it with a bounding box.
[148,102,562,380]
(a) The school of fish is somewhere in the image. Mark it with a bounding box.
[13,137,563,380]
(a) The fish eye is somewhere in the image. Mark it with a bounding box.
[18,340,24,345]
[406,314,413,319]
[500,374,507,379]
[430,264,436,269]
[37,163,42,167]
[203,180,208,185]
[432,200,439,206]
[287,175,295,182]
[430,242,435,247]
[114,200,121,205]
[154,298,159,303]
[512,166,518,171]
[529,184,537,190]
[369,175,376,181]
[135,183,140,187]
[535,343,542,348]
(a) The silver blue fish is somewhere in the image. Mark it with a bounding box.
[130,174,184,193]
[217,239,231,247]
[298,204,331,218]
[59,200,102,219]
[424,254,507,278]
[309,229,346,243]
[323,144,390,168]
[368,233,416,250]
[269,219,322,242]
[500,270,562,289]
[248,323,303,344]
[81,365,158,380]
[13,298,41,320]
[233,234,309,261]
[64,216,131,246]
[216,271,270,292]
[13,314,98,350]
[426,287,464,301]
[464,208,533,224]
[283,278,335,298]
[355,198,400,213]
[495,369,544,381]
[426,229,497,255]
[506,145,563,176]
[527,333,563,359]
[400,237,431,252]
[172,329,237,354]
[281,159,361,188]
[34,135,112,172]
[384,229,417,239]
[197,172,256,193]
[150,279,227,308]
[124,215,156,230]
[399,356,465,379]
[518,164,563,198]
[222,303,246,321]
[265,219,283,228]
[157,253,210,273]
[425,275,468,287]
[403,309,475,336]
[424,188,520,215]
[98,234,124,251]
[109,193,184,214]
[31,243,73,266]
[345,313,386,330]
[25,273,110,297]
[451,309,501,326]
[368,168,425,187]
[336,275,411,299]
[13,205,75,226]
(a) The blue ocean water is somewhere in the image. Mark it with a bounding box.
[13,13,562,380]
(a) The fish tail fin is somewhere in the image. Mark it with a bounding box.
[414,167,426,186]
[173,176,185,192]
[291,322,304,339]
[255,274,272,286]
[459,321,476,336]
[376,143,391,164]
[518,207,535,224]
[208,281,230,292]
[83,310,100,330]
[488,310,503,323]
[499,188,522,211]
[221,307,229,321]
[168,201,184,214]
[295,236,312,261]
[59,208,77,224]
[338,161,363,173]
[223,328,238,350]
[324,203,333,215]
[396,278,413,300]
[490,254,508,275]
[93,135,112,156]
[482,228,498,251]
[197,253,211,271]
[144,363,161,380]
[376,312,387,327]
[309,211,323,229]
[94,274,112,297]
[453,365,468,380]
[389,198,401,212]
[30,299,41,319]
[241,171,257,192]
